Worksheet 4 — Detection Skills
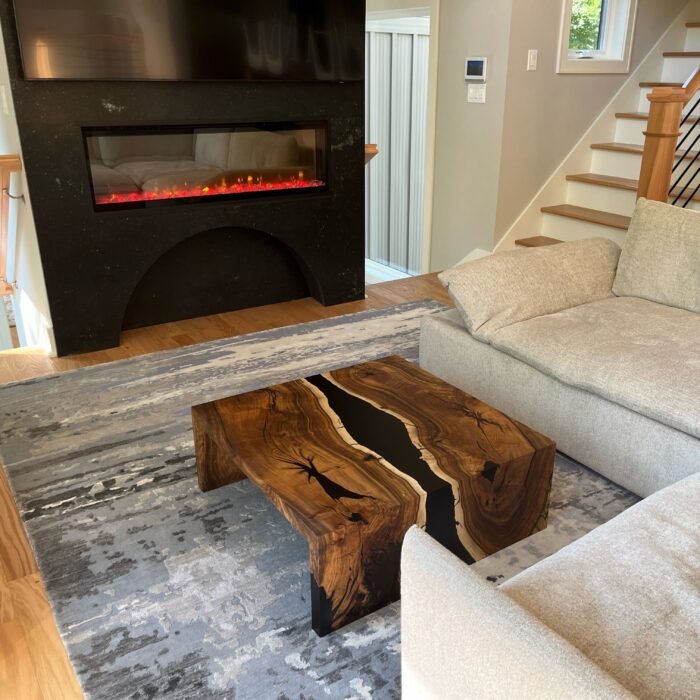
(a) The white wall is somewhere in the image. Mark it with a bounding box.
[0,21,55,353]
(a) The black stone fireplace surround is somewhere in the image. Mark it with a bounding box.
[0,1,366,356]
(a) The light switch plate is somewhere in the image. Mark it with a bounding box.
[467,84,486,103]
[527,49,538,71]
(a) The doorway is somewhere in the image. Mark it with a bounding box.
[365,5,435,284]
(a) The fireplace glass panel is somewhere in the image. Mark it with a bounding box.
[85,123,327,209]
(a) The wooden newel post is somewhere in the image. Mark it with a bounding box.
[637,87,685,202]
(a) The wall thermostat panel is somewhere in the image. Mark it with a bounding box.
[465,57,487,82]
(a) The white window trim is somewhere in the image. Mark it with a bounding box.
[557,0,638,74]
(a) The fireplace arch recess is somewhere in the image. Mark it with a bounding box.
[122,226,312,331]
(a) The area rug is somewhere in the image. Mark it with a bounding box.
[0,300,639,699]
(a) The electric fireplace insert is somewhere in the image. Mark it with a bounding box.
[84,121,328,210]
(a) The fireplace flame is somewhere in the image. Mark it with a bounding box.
[96,176,326,207]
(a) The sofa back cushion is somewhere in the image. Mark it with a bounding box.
[613,198,700,313]
[438,238,621,337]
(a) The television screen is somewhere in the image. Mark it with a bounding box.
[13,0,365,82]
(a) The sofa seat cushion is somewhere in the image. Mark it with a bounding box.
[483,296,700,439]
[502,471,700,700]
[613,198,700,313]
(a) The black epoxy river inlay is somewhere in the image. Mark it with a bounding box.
[306,374,475,563]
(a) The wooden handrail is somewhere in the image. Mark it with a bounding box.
[683,66,700,95]
[0,154,22,297]
[637,67,700,202]
[364,144,379,164]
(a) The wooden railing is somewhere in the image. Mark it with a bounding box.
[0,154,22,297]
[638,67,700,204]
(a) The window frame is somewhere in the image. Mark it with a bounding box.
[557,0,638,74]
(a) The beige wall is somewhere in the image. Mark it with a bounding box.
[372,0,684,269]
[494,0,689,243]
[429,0,514,270]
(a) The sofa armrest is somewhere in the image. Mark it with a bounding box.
[439,238,621,338]
[400,527,634,700]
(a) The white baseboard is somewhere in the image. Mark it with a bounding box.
[365,259,412,285]
[456,247,492,266]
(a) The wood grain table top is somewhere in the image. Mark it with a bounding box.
[194,355,554,561]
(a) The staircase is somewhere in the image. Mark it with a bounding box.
[515,21,700,249]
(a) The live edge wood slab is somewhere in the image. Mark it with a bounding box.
[192,356,555,636]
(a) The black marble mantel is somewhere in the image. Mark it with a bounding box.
[0,1,366,356]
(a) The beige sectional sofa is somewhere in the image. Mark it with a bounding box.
[402,471,700,699]
[420,199,700,497]
[402,199,700,698]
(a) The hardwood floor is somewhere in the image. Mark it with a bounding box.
[0,274,451,699]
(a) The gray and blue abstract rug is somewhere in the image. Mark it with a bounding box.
[0,300,639,699]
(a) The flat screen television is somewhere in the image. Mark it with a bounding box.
[13,0,365,82]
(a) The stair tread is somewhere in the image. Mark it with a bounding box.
[541,204,631,231]
[663,51,700,57]
[567,172,639,190]
[568,172,700,202]
[591,142,700,160]
[515,236,563,248]
[639,81,683,88]
[615,111,651,120]
[614,111,700,123]
[591,142,644,154]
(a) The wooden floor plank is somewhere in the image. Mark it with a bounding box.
[0,470,37,582]
[10,575,82,700]
[0,562,14,624]
[0,274,450,384]
[0,620,44,700]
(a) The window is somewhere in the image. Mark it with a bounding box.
[558,0,638,74]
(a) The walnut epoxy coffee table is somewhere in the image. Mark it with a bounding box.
[192,356,555,636]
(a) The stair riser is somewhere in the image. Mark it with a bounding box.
[661,56,700,83]
[684,27,700,51]
[591,150,642,181]
[591,150,700,190]
[567,180,700,213]
[541,214,628,246]
[567,181,638,217]
[615,115,697,146]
